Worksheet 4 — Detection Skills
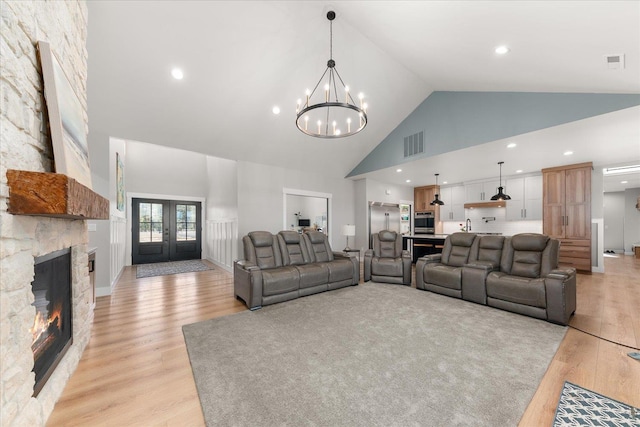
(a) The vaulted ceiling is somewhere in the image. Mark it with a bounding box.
[86,1,640,190]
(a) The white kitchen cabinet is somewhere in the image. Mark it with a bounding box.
[465,180,501,202]
[506,175,542,220]
[439,185,466,221]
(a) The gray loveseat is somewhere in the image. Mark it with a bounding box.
[234,230,359,310]
[415,233,576,325]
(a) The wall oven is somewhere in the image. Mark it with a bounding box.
[414,211,435,234]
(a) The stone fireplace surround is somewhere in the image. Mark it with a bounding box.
[0,1,94,425]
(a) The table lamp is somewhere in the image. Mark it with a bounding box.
[342,224,355,251]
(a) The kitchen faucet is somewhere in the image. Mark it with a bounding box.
[466,218,472,232]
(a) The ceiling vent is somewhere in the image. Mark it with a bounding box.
[605,54,625,69]
[404,131,424,158]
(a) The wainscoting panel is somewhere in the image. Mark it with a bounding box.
[206,219,238,271]
[110,216,127,288]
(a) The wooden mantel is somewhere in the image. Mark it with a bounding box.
[7,170,109,219]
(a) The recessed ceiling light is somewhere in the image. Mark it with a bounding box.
[442,181,448,184]
[272,106,281,115]
[171,68,184,80]
[563,151,574,156]
[495,45,510,55]
[507,143,517,148]
[396,168,402,173]
[405,179,411,183]
[516,169,523,173]
[621,180,628,184]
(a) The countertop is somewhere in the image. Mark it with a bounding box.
[402,233,504,239]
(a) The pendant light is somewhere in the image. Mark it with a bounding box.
[430,173,444,205]
[490,161,511,201]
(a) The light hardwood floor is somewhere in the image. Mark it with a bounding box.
[48,256,640,426]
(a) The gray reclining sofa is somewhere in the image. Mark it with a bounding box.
[416,232,576,325]
[234,230,359,310]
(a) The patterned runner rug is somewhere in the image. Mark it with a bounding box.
[553,381,639,426]
[136,260,213,278]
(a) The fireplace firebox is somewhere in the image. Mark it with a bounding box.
[30,248,73,396]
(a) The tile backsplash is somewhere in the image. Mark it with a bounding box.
[441,207,542,236]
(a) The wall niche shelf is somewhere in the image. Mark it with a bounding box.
[7,170,108,220]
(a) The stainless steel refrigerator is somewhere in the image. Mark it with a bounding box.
[369,202,410,248]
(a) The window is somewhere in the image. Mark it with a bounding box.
[139,202,164,243]
[175,204,197,241]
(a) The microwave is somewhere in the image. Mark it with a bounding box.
[414,211,435,234]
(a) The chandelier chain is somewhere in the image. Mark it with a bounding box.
[329,19,333,60]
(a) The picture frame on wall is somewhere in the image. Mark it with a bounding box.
[37,40,92,189]
[116,152,125,212]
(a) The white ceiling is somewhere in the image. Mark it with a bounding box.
[86,1,640,189]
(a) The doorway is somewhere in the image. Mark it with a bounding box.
[282,188,331,242]
[131,198,202,264]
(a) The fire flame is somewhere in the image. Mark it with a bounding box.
[30,302,62,346]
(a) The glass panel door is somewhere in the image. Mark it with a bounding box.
[132,199,202,264]
[132,199,170,264]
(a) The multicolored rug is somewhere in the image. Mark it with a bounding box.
[553,381,639,426]
[136,260,213,278]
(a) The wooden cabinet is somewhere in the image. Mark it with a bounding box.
[542,162,592,272]
[439,185,466,221]
[465,180,501,202]
[414,185,439,212]
[506,175,542,221]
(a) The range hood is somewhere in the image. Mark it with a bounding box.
[464,201,507,209]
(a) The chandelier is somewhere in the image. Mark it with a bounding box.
[296,11,368,138]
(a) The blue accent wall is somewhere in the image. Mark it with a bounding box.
[347,92,640,177]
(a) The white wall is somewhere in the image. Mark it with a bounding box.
[624,188,640,253]
[354,179,368,253]
[126,141,208,197]
[603,192,625,251]
[237,161,355,257]
[205,156,238,270]
[89,137,128,296]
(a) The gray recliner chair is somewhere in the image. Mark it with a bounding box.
[415,232,479,297]
[485,233,576,325]
[364,230,411,285]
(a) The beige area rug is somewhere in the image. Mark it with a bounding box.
[183,283,566,426]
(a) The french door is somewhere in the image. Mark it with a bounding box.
[132,198,202,265]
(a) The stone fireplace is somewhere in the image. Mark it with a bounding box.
[0,1,94,426]
[31,248,73,397]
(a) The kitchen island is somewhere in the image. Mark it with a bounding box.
[403,234,448,263]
